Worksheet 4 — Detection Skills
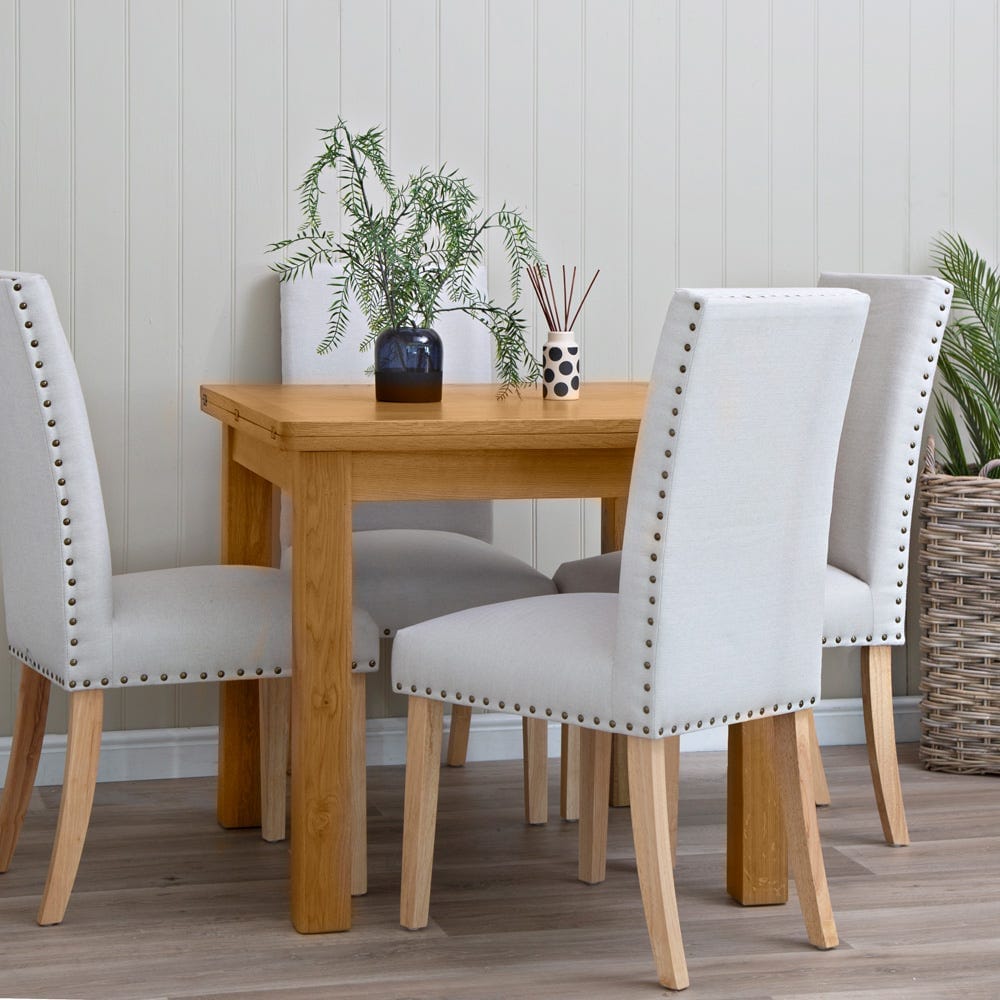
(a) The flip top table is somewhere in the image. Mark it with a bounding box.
[200,381,786,931]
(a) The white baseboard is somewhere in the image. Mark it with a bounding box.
[1,695,921,787]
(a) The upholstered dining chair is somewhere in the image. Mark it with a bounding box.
[275,266,558,871]
[553,274,953,848]
[0,271,380,924]
[391,287,869,989]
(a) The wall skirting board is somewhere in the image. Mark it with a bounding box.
[3,696,921,788]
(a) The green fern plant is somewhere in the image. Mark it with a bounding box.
[268,120,543,396]
[930,233,1000,477]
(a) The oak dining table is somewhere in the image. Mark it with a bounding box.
[200,380,787,932]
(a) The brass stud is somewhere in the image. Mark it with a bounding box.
[69,680,76,688]
[18,301,26,310]
[121,676,128,684]
[25,320,32,329]
[68,598,76,606]
[160,673,168,681]
[101,678,109,686]
[593,716,600,724]
[69,658,77,666]
[51,439,60,447]
[83,680,90,687]
[34,361,42,369]
[561,711,568,720]
[483,698,490,706]
[218,671,225,678]
[609,720,616,728]
[256,667,264,675]
[693,301,701,310]
[642,726,649,734]
[70,638,77,646]
[31,339,38,348]
[141,673,148,681]
[12,282,20,291]
[68,617,77,626]
[180,671,187,679]
[514,702,521,711]
[237,668,245,676]
[577,714,584,722]
[626,723,633,731]
[499,701,506,708]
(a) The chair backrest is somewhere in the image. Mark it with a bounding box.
[0,272,113,685]
[279,263,493,546]
[612,288,868,737]
[818,273,952,643]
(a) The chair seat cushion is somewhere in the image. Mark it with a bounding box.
[282,529,557,636]
[108,566,379,687]
[554,552,875,646]
[393,594,617,725]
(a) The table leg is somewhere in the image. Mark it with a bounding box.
[602,497,631,808]
[290,452,353,932]
[726,717,788,905]
[217,426,273,829]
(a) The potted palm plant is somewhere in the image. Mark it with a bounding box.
[269,120,542,401]
[920,233,1000,774]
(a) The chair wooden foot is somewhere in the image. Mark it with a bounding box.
[628,737,689,991]
[861,646,909,845]
[37,689,103,926]
[610,733,630,806]
[560,723,580,822]
[446,705,472,767]
[400,697,444,930]
[578,727,612,884]
[350,673,368,896]
[664,735,680,864]
[522,717,548,825]
[0,667,52,873]
[773,711,838,950]
[259,678,291,843]
[803,709,831,807]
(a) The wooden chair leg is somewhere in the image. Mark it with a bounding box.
[522,717,548,825]
[772,711,838,950]
[628,737,689,991]
[400,697,444,930]
[664,734,680,864]
[37,690,103,926]
[803,709,831,807]
[350,673,368,896]
[861,645,910,846]
[446,704,472,767]
[259,678,290,843]
[0,666,52,872]
[579,727,612,884]
[560,723,580,822]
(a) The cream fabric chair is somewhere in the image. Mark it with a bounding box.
[0,271,379,924]
[278,266,558,849]
[553,274,952,846]
[391,287,869,990]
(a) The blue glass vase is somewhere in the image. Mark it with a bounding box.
[373,326,443,402]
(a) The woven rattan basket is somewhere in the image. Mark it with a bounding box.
[919,439,1000,774]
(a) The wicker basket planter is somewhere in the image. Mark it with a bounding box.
[919,442,1000,774]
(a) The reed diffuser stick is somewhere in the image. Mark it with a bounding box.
[527,263,598,333]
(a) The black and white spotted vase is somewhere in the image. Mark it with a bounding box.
[542,331,580,400]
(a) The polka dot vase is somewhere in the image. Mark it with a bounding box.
[542,330,580,400]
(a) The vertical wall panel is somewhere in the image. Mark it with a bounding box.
[861,0,910,272]
[176,0,233,728]
[389,0,438,176]
[18,0,72,323]
[18,0,73,735]
[487,0,536,570]
[440,0,487,196]
[771,0,816,285]
[677,0,725,285]
[725,0,771,286]
[909,0,954,273]
[534,0,586,575]
[124,0,181,730]
[816,0,862,272]
[953,0,997,256]
[74,0,128,730]
[631,0,676,378]
[0,0,16,735]
[232,0,284,385]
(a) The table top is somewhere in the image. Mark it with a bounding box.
[201,381,648,452]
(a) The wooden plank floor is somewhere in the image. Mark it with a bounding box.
[1,743,999,999]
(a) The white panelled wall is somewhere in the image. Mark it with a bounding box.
[1,0,999,742]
